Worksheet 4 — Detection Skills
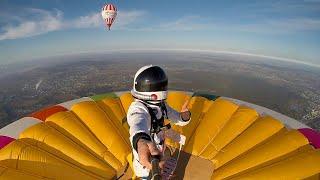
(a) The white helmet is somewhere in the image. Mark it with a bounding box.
[131,65,168,101]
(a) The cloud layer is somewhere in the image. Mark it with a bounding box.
[0,9,63,40]
[0,8,145,40]
[1,0,320,41]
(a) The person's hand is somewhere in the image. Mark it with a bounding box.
[137,139,165,170]
[180,97,191,121]
[181,98,190,113]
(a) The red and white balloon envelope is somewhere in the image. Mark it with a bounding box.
[101,4,117,30]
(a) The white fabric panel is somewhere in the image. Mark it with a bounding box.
[0,117,41,138]
[59,97,93,110]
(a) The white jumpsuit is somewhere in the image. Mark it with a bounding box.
[127,99,190,177]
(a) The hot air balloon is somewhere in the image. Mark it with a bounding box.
[101,3,117,30]
[0,90,320,179]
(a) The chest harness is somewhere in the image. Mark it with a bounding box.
[141,101,171,143]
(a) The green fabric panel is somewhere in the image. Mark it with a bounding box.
[192,92,220,101]
[90,92,118,101]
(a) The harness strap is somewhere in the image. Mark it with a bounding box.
[140,101,168,134]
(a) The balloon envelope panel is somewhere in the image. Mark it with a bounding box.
[0,91,319,179]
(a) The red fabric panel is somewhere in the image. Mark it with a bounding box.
[29,105,67,121]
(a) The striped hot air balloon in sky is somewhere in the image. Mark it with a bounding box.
[101,3,117,30]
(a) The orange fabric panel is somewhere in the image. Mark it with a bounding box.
[0,165,46,179]
[29,105,67,121]
[71,101,131,166]
[165,91,191,148]
[0,139,105,179]
[166,91,191,111]
[212,130,310,179]
[182,96,210,149]
[201,106,259,159]
[19,123,116,178]
[184,98,239,156]
[46,111,123,171]
[98,98,126,124]
[119,92,134,114]
[97,98,130,135]
[231,149,320,179]
[212,116,285,169]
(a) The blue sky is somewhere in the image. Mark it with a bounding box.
[0,0,320,66]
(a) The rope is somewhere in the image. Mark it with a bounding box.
[170,142,183,176]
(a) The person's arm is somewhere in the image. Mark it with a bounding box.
[127,103,151,152]
[137,139,164,170]
[166,100,191,126]
[127,103,164,169]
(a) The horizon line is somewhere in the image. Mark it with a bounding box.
[3,48,320,69]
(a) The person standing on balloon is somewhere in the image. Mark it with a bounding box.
[127,65,191,178]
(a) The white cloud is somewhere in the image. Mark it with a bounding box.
[231,18,320,34]
[149,15,320,34]
[0,9,63,40]
[268,18,320,31]
[71,13,101,28]
[1,5,319,41]
[0,8,145,40]
[158,16,210,31]
[133,15,214,31]
[70,10,146,30]
[112,10,146,29]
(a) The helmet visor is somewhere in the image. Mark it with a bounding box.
[136,79,168,92]
[135,66,168,92]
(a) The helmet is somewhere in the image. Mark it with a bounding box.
[131,65,168,101]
